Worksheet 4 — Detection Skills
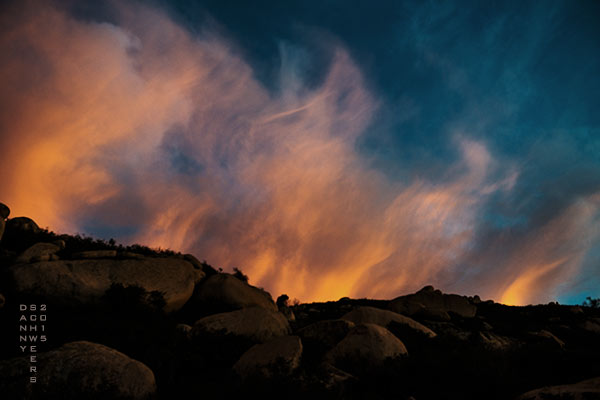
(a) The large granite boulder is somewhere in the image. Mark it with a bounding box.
[325,323,408,370]
[516,376,600,400]
[389,285,476,320]
[0,341,156,400]
[233,335,303,380]
[16,242,61,263]
[192,306,290,343]
[341,306,436,338]
[5,217,41,234]
[8,257,197,312]
[190,273,277,312]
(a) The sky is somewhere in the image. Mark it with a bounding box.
[1,0,599,305]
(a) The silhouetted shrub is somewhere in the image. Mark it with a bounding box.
[103,283,166,312]
[233,267,249,282]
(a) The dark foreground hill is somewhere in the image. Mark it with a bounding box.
[1,202,599,400]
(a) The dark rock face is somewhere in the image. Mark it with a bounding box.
[0,341,156,400]
[516,376,600,400]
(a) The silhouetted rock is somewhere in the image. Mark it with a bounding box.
[516,376,600,400]
[233,335,303,380]
[191,273,277,312]
[325,323,408,370]
[6,217,40,234]
[341,306,436,339]
[192,306,291,343]
[298,319,356,348]
[8,257,196,312]
[0,203,7,241]
[0,202,9,219]
[0,341,156,400]
[389,285,476,320]
[16,242,60,263]
[0,293,4,309]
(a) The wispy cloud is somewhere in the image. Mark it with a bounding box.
[0,1,597,304]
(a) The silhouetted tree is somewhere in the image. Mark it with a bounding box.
[583,297,600,308]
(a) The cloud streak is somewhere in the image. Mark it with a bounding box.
[1,1,597,304]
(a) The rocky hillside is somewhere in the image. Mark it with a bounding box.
[1,202,599,400]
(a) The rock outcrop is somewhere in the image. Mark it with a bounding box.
[0,341,156,400]
[388,285,477,320]
[8,257,197,312]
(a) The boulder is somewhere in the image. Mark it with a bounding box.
[192,306,290,343]
[6,217,40,234]
[16,242,60,263]
[8,257,197,312]
[0,202,9,219]
[389,285,476,320]
[191,273,277,312]
[341,306,436,338]
[516,376,600,400]
[325,324,408,369]
[233,335,303,379]
[0,341,156,400]
[297,319,356,348]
